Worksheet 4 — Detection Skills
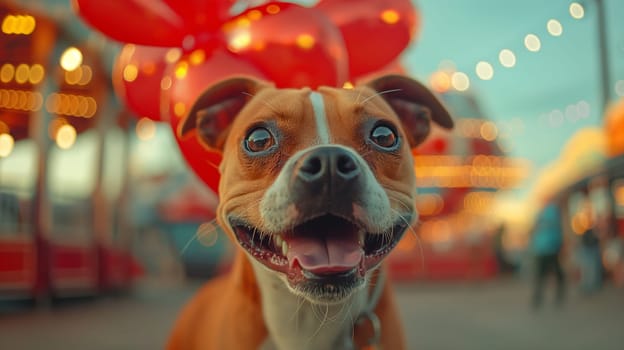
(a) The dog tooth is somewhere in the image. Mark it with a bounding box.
[358,230,366,245]
[281,241,288,256]
[274,235,283,248]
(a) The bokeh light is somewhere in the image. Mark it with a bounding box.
[1,15,36,35]
[430,70,451,92]
[499,49,516,68]
[55,124,77,149]
[136,117,157,141]
[123,64,138,82]
[524,34,541,52]
[480,121,498,141]
[29,64,45,84]
[476,61,494,80]
[547,19,563,36]
[0,63,14,83]
[60,47,83,71]
[380,10,400,25]
[0,132,15,157]
[451,71,470,91]
[615,80,624,97]
[569,2,585,19]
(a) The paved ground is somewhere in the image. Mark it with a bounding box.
[394,279,624,350]
[1,277,623,350]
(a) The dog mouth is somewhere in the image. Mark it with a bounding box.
[230,214,408,288]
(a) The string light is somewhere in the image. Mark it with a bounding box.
[480,121,498,141]
[15,64,29,84]
[524,34,541,52]
[413,155,530,189]
[569,2,585,19]
[1,15,36,35]
[28,64,45,84]
[547,19,563,36]
[0,89,43,111]
[539,100,591,128]
[451,72,470,91]
[0,63,45,85]
[439,7,582,90]
[498,49,516,68]
[475,61,494,80]
[0,64,14,83]
[45,93,97,118]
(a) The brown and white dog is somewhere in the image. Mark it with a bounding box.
[167,74,453,350]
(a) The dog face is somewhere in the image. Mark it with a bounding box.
[179,75,452,303]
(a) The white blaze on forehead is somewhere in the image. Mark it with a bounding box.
[309,92,330,144]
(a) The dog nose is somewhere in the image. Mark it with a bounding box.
[291,146,365,216]
[297,146,361,185]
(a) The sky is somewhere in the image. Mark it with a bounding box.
[405,0,623,193]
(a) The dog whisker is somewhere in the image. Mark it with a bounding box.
[307,303,331,343]
[386,205,425,270]
[291,295,307,332]
[360,88,403,105]
[407,218,426,270]
[355,87,364,105]
[385,192,413,212]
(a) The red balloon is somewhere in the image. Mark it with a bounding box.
[316,0,419,79]
[113,45,173,121]
[163,49,266,192]
[221,2,348,88]
[74,0,188,46]
[162,0,236,34]
[74,0,236,47]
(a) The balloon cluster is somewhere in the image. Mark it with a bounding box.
[75,0,420,192]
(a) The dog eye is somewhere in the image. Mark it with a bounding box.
[245,127,275,153]
[370,125,398,149]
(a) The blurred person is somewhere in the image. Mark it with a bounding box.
[530,202,566,309]
[573,201,604,294]
[577,224,603,293]
[603,231,624,288]
[493,223,516,275]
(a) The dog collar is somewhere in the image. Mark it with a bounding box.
[351,268,385,349]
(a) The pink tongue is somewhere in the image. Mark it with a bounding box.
[285,233,364,275]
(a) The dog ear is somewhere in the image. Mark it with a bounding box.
[177,77,269,150]
[364,74,453,147]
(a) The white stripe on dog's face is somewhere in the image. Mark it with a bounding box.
[309,92,330,144]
